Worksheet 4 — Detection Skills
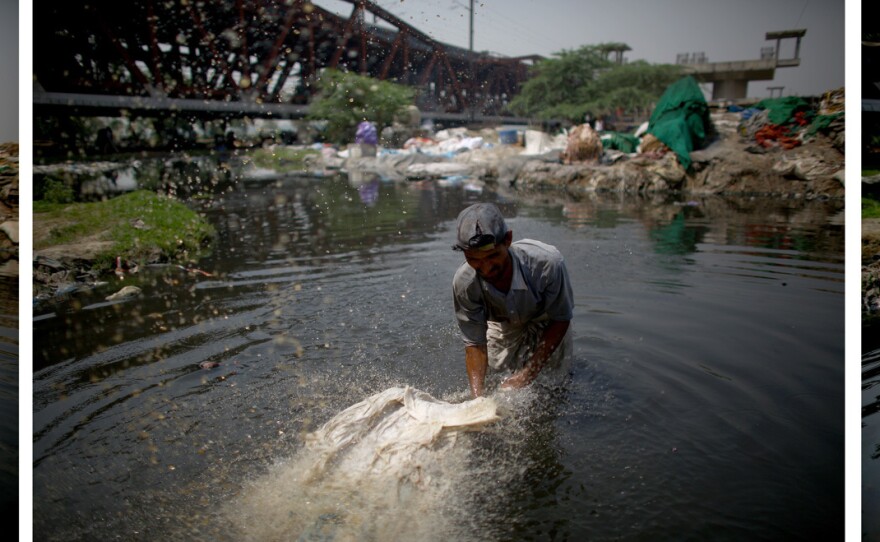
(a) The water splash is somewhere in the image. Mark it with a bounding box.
[227,386,499,541]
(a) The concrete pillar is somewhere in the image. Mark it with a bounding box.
[712,79,749,101]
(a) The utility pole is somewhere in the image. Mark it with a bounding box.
[469,0,474,51]
[462,0,475,120]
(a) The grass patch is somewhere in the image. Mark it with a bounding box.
[865,197,880,219]
[34,190,216,268]
[248,147,319,172]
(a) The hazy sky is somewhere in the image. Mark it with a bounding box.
[317,0,845,99]
[0,0,17,143]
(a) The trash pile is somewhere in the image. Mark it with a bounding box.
[736,89,845,153]
[314,77,841,192]
[561,123,603,164]
[303,76,844,197]
[316,125,558,188]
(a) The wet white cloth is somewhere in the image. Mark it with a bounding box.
[229,387,500,541]
[304,386,499,481]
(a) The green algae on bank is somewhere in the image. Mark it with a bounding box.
[247,146,320,173]
[34,190,216,270]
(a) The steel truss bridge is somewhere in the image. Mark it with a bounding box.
[34,0,540,121]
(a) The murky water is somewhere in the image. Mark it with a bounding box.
[32,161,844,541]
[863,321,880,540]
[0,274,17,528]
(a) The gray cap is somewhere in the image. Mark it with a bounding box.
[452,203,508,251]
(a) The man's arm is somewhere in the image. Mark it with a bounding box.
[500,319,570,390]
[465,344,489,398]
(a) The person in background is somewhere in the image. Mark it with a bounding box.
[451,203,574,398]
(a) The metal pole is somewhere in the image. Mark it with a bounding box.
[469,0,474,51]
[469,0,474,120]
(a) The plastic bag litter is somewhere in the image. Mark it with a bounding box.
[355,121,378,145]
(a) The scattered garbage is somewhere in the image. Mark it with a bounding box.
[498,129,519,145]
[561,123,603,164]
[738,88,845,152]
[105,285,142,301]
[355,121,378,146]
[353,121,378,158]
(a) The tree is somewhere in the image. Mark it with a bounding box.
[509,44,683,124]
[588,61,684,118]
[509,45,611,121]
[307,69,415,144]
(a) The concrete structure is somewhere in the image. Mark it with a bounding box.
[681,29,806,101]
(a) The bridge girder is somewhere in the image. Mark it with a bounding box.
[34,0,538,116]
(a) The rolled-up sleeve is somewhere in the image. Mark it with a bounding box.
[542,256,574,322]
[452,265,488,346]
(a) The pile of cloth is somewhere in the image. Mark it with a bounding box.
[738,90,845,151]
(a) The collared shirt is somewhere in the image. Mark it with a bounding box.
[452,239,574,347]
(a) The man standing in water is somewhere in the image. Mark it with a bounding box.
[452,203,574,398]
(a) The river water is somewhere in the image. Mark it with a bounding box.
[0,272,17,531]
[863,319,880,539]
[32,158,844,541]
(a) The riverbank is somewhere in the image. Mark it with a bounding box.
[33,190,215,304]
[332,107,844,200]
[0,142,18,279]
[862,194,880,316]
[862,176,880,317]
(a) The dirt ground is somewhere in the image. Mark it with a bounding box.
[33,214,114,262]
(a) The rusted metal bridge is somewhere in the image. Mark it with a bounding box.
[33,0,539,121]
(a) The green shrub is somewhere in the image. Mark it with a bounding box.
[307,69,414,144]
[42,178,75,204]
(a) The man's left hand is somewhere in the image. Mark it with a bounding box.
[500,369,532,390]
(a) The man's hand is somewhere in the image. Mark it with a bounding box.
[500,368,533,390]
[500,320,569,391]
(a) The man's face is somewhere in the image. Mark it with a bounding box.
[464,240,510,284]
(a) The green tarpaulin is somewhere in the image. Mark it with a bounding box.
[646,76,710,170]
[601,132,641,154]
[806,112,844,137]
[754,96,811,125]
